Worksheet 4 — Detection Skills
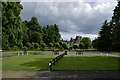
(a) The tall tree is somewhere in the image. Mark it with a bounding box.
[28,17,43,46]
[2,2,23,49]
[111,1,120,51]
[42,24,61,46]
[97,20,112,51]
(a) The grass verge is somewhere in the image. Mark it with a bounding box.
[53,55,120,70]
[3,55,55,71]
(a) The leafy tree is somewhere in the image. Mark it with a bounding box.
[2,2,61,50]
[42,24,61,46]
[62,43,68,49]
[49,42,54,48]
[22,21,29,46]
[28,17,43,46]
[2,2,23,49]
[73,45,78,50]
[55,43,60,48]
[41,43,46,49]
[34,43,39,49]
[28,17,42,33]
[26,42,31,49]
[17,42,23,49]
[79,42,84,49]
[81,37,92,49]
[69,46,73,50]
[30,31,42,45]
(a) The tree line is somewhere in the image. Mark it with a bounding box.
[93,1,120,51]
[1,2,96,51]
[2,2,61,50]
[3,1,119,51]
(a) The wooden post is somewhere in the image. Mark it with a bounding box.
[49,61,52,70]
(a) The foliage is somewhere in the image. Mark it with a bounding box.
[2,2,61,50]
[92,38,98,49]
[95,1,120,51]
[111,1,120,51]
[34,43,39,48]
[81,37,92,49]
[26,42,31,49]
[62,43,68,49]
[42,24,61,46]
[48,42,54,47]
[73,45,78,50]
[2,2,23,50]
[97,20,112,51]
[41,43,46,49]
[55,43,60,48]
[79,42,84,49]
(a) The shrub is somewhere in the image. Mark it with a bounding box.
[49,42,54,47]
[73,45,78,50]
[26,42,31,49]
[62,43,68,49]
[34,43,39,48]
[41,43,46,48]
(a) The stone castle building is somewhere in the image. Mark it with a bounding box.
[60,36,82,45]
[70,36,82,45]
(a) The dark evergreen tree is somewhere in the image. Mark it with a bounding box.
[111,1,120,51]
[97,20,112,51]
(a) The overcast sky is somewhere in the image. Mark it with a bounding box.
[20,0,117,40]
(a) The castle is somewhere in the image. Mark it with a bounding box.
[61,36,82,45]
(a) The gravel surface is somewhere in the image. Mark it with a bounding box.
[36,70,120,78]
[2,70,120,80]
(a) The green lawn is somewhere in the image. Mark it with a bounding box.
[3,55,56,71]
[53,55,120,70]
[2,54,119,71]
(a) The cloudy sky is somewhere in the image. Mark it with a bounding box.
[20,0,117,40]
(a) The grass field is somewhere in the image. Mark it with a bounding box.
[3,55,56,71]
[2,54,119,71]
[53,55,120,70]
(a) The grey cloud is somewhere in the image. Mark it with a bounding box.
[20,1,117,40]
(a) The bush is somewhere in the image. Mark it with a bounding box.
[26,42,31,49]
[55,43,60,48]
[62,43,68,49]
[17,42,23,49]
[23,46,28,51]
[70,46,73,50]
[49,42,54,47]
[13,46,19,50]
[41,43,46,48]
[73,45,78,50]
[34,43,39,48]
[79,42,84,49]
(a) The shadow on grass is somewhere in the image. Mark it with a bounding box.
[20,58,52,70]
[20,56,120,71]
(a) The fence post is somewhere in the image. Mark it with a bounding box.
[49,61,52,70]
